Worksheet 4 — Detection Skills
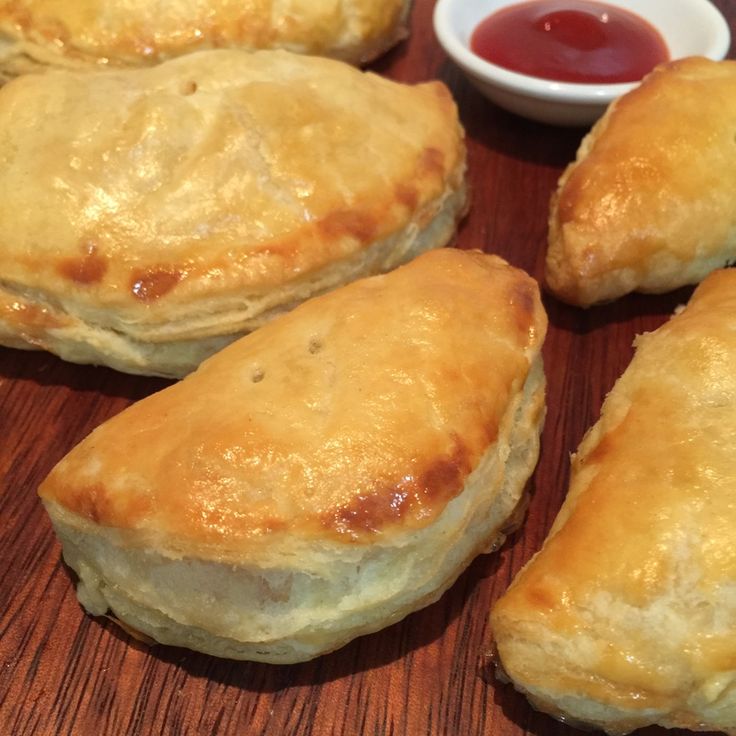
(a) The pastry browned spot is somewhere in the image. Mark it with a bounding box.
[57,242,108,285]
[130,268,183,302]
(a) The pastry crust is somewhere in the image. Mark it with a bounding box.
[0,0,410,74]
[39,248,547,663]
[0,48,467,377]
[546,57,736,307]
[492,268,736,734]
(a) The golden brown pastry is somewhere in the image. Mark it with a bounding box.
[0,48,467,377]
[546,57,736,307]
[492,268,736,734]
[39,248,547,664]
[0,0,410,75]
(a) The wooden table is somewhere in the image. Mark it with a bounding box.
[2,3,735,734]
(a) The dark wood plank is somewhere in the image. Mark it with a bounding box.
[1,2,735,734]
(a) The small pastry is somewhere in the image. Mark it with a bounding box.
[492,268,736,733]
[0,49,467,376]
[39,248,547,664]
[546,57,736,307]
[0,0,411,74]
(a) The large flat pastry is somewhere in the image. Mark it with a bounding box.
[0,48,467,377]
[546,57,736,307]
[0,0,410,74]
[492,268,736,733]
[38,248,547,664]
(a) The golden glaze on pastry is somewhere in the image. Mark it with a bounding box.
[0,0,410,73]
[39,249,547,663]
[546,57,736,307]
[0,49,467,376]
[492,268,736,734]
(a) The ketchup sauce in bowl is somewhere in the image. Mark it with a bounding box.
[470,1,669,84]
[433,0,731,126]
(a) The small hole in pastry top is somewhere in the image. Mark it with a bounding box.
[308,338,323,354]
[251,367,265,383]
[181,80,198,95]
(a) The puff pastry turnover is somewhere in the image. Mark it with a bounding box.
[0,0,410,73]
[492,268,736,734]
[546,57,736,307]
[0,48,467,377]
[39,249,547,664]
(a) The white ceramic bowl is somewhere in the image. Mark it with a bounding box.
[433,0,732,126]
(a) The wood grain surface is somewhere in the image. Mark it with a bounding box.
[2,3,735,734]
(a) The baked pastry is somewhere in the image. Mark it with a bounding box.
[0,48,467,377]
[0,0,410,75]
[38,248,547,664]
[546,57,736,307]
[491,268,736,733]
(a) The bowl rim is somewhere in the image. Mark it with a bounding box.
[433,0,732,103]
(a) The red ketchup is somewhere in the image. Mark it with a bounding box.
[470,0,669,84]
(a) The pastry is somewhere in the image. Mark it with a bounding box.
[492,268,736,733]
[546,57,736,307]
[39,248,547,664]
[0,0,410,75]
[0,48,467,377]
